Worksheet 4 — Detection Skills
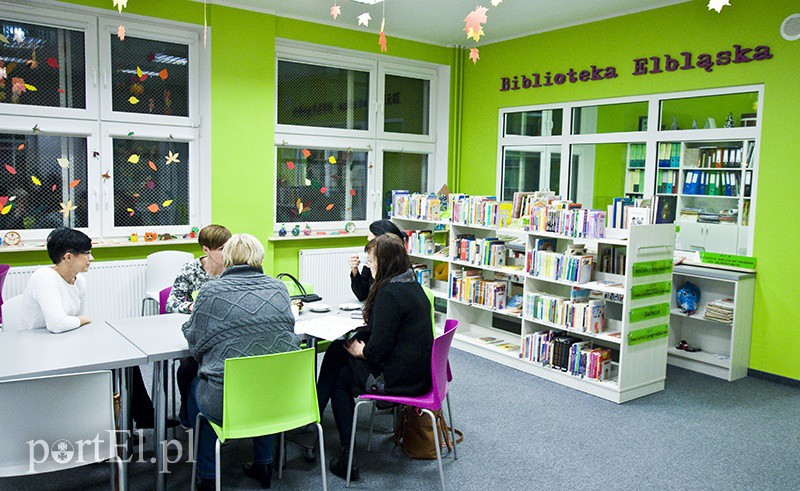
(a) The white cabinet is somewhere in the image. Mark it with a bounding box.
[669,264,755,381]
[677,222,739,254]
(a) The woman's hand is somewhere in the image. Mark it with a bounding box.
[78,316,91,326]
[345,339,366,359]
[348,254,361,276]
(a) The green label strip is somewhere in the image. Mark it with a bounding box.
[628,324,669,346]
[631,281,672,300]
[629,303,670,323]
[632,260,673,278]
[699,252,757,270]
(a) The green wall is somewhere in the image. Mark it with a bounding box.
[458,0,800,380]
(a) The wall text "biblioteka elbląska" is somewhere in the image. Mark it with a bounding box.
[499,44,773,92]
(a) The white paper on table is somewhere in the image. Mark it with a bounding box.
[294,316,363,341]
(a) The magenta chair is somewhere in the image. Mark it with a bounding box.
[159,286,171,315]
[346,319,459,490]
[0,264,10,325]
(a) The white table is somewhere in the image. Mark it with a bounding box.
[106,313,189,491]
[0,322,148,490]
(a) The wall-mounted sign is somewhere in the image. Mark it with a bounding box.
[499,44,773,92]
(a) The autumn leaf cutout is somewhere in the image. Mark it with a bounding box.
[464,6,488,42]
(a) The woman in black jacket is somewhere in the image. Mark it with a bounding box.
[348,219,405,301]
[323,234,433,481]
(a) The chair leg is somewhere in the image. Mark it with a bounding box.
[315,422,328,491]
[347,400,370,487]
[191,413,201,491]
[367,401,376,452]
[445,394,457,460]
[421,409,445,491]
[278,432,284,480]
[215,439,221,491]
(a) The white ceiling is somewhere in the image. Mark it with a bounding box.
[203,0,691,46]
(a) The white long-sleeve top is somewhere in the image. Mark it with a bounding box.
[19,267,87,333]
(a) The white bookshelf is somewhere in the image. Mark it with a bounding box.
[394,215,676,403]
[669,264,755,381]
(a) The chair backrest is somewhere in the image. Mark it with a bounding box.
[220,348,319,441]
[159,286,172,315]
[430,320,458,406]
[2,295,28,332]
[144,250,194,294]
[0,371,117,477]
[421,285,436,336]
[0,263,10,323]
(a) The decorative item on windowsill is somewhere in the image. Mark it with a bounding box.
[159,233,175,240]
[724,112,735,128]
[291,225,300,236]
[278,224,287,237]
[304,223,312,236]
[129,233,139,242]
[3,230,21,246]
[184,226,198,239]
[144,232,158,242]
[345,221,356,234]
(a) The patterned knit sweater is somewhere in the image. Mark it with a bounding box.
[182,265,300,421]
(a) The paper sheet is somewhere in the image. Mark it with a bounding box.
[294,316,363,341]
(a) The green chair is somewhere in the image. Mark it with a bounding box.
[191,348,327,491]
[422,285,437,335]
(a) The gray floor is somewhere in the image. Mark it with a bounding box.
[2,348,799,490]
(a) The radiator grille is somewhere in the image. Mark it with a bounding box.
[298,247,362,301]
[3,260,148,324]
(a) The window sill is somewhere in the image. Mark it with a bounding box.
[0,237,198,254]
[267,230,369,242]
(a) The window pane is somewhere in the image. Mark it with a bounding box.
[0,132,88,230]
[569,143,628,210]
[504,109,562,137]
[571,101,648,134]
[277,61,369,130]
[0,19,85,109]
[382,152,428,218]
[112,138,189,227]
[384,75,429,135]
[501,146,561,200]
[276,147,367,225]
[110,35,189,117]
[659,92,758,131]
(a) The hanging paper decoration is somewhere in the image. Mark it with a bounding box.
[320,186,329,194]
[0,33,9,44]
[127,131,134,136]
[0,66,6,80]
[464,6,488,42]
[128,154,140,164]
[148,161,157,171]
[25,52,38,70]
[58,88,65,94]
[136,66,143,78]
[357,13,371,27]
[159,69,168,80]
[469,48,480,64]
[24,83,37,92]
[129,96,139,104]
[491,0,502,5]
[146,180,155,189]
[69,179,81,188]
[93,151,100,158]
[162,199,173,207]
[32,124,41,132]
[328,156,337,164]
[102,170,111,182]
[165,151,180,164]
[12,28,24,44]
[11,78,26,97]
[127,207,134,216]
[325,203,335,211]
[302,149,311,158]
[147,203,160,213]
[17,144,24,151]
[350,189,356,196]
[0,197,8,210]
[286,161,295,170]
[379,18,387,53]
[113,0,128,13]
[31,176,41,186]
[707,0,731,12]
[304,178,311,186]
[1,204,11,215]
[296,198,304,215]
[5,165,17,175]
[117,25,126,41]
[330,3,341,20]
[52,184,57,191]
[59,201,77,217]
[57,157,70,168]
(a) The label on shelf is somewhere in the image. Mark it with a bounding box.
[698,252,757,270]
[628,323,669,346]
[630,281,672,300]
[629,303,670,323]
[632,259,673,277]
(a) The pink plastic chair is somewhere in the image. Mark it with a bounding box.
[0,264,10,325]
[346,319,459,490]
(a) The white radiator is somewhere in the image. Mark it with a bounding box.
[298,247,362,301]
[3,260,148,324]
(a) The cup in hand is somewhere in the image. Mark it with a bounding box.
[358,251,370,267]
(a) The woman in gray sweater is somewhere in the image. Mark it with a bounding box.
[183,233,299,490]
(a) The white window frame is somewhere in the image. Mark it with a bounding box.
[274,39,449,231]
[0,2,210,242]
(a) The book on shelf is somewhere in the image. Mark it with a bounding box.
[652,195,677,224]
[627,207,652,227]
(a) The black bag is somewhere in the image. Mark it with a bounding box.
[276,273,322,303]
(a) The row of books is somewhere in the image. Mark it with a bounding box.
[529,204,607,239]
[684,146,746,169]
[405,230,437,256]
[511,191,556,219]
[523,291,606,333]
[451,235,507,267]
[656,169,679,194]
[597,244,627,275]
[683,171,741,196]
[529,251,594,284]
[657,142,681,168]
[626,168,645,194]
[628,143,646,168]
[391,191,443,220]
[449,194,512,227]
[521,330,613,380]
[448,269,507,310]
[412,263,431,288]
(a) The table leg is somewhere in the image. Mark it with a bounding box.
[119,367,131,491]
[153,360,167,491]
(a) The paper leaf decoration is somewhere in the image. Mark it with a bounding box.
[59,200,77,217]
[52,184,57,191]
[13,29,24,44]
[350,188,356,196]
[127,207,134,217]
[1,204,11,215]
[128,154,140,164]
[331,4,341,20]
[320,186,328,194]
[379,29,387,53]
[58,88,65,94]
[12,78,26,96]
[357,13,371,27]
[102,171,111,182]
[707,0,731,12]
[127,131,134,136]
[328,156,337,164]
[117,25,126,40]
[302,149,311,158]
[31,176,41,186]
[0,196,8,209]
[491,0,502,5]
[129,96,139,104]
[296,198,304,214]
[17,144,24,151]
[162,199,173,207]
[464,6,488,42]
[5,165,17,175]
[57,157,70,168]
[69,179,81,188]
[32,124,40,132]
[159,68,168,80]
[286,161,295,170]
[113,0,128,13]
[0,33,9,44]
[325,203,335,211]
[24,83,37,92]
[0,67,6,80]
[146,180,155,189]
[165,151,180,164]
[147,203,160,213]
[305,178,311,186]
[148,160,157,171]
[469,48,480,64]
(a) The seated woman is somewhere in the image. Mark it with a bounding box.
[347,219,405,301]
[20,227,170,430]
[165,224,232,427]
[183,233,299,490]
[321,234,433,481]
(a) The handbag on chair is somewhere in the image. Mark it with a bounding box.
[276,273,322,303]
[393,405,463,459]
